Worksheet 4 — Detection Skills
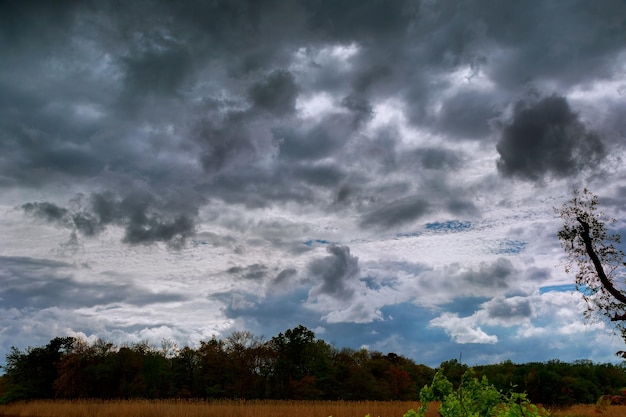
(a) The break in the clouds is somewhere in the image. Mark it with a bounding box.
[1,0,626,367]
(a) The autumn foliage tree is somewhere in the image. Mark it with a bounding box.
[557,188,626,353]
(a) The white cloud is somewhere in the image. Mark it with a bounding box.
[430,312,498,344]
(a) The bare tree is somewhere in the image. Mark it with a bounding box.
[556,189,626,353]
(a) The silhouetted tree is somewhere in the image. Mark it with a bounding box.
[1,337,74,402]
[557,189,626,353]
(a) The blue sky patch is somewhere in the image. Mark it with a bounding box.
[425,220,472,233]
[539,284,577,294]
[303,239,332,246]
[496,240,527,254]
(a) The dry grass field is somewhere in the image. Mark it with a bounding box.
[0,400,625,417]
[0,399,428,417]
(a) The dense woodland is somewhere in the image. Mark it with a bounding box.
[1,325,625,405]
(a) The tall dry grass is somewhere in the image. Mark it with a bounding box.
[549,404,626,417]
[0,399,431,417]
[2,400,626,417]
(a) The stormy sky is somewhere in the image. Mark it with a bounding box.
[1,0,626,367]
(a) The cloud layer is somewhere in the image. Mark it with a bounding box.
[1,0,626,367]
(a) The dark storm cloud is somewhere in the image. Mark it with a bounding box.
[308,245,359,300]
[194,111,260,175]
[360,196,430,229]
[123,47,192,98]
[496,94,606,182]
[0,256,184,310]
[2,0,623,221]
[0,0,78,47]
[0,123,106,186]
[481,1,626,88]
[248,70,299,116]
[303,0,417,41]
[22,192,196,248]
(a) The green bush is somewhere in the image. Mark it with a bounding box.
[406,369,548,417]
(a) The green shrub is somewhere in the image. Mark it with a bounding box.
[406,369,548,417]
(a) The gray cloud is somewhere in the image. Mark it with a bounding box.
[482,1,626,88]
[123,47,192,98]
[459,258,515,290]
[435,90,500,140]
[249,70,299,116]
[411,147,463,171]
[227,264,269,280]
[274,268,297,285]
[496,94,606,181]
[22,191,196,248]
[484,296,533,321]
[0,256,184,310]
[276,114,352,162]
[341,94,374,127]
[360,196,430,229]
[308,245,359,300]
[22,202,69,224]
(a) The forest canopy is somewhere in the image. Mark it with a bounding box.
[1,326,625,406]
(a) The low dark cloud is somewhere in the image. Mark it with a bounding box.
[123,47,192,98]
[496,94,606,182]
[22,202,69,224]
[304,0,416,41]
[249,70,299,116]
[308,245,359,300]
[22,191,196,248]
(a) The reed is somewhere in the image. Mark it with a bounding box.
[0,399,432,417]
[2,400,625,417]
[549,404,626,417]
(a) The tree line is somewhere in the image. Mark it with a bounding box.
[1,325,625,405]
